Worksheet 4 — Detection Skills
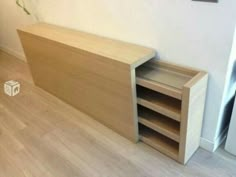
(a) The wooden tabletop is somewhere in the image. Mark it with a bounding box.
[18,23,156,68]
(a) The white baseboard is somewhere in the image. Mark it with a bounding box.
[200,137,215,152]
[0,45,26,61]
[200,126,228,152]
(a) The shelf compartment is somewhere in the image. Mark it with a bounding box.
[136,60,198,100]
[139,124,179,160]
[138,105,180,142]
[137,86,181,122]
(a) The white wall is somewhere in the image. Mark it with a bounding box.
[1,0,236,151]
[0,0,35,60]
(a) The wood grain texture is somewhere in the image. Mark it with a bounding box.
[17,23,155,142]
[0,51,236,177]
[136,63,192,90]
[17,22,208,164]
[137,86,182,122]
[18,23,156,68]
[138,106,180,142]
[147,59,199,76]
[139,125,179,160]
[136,60,208,164]
[136,60,198,100]
[136,77,182,100]
[179,72,208,164]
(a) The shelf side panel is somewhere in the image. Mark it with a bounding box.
[179,72,208,164]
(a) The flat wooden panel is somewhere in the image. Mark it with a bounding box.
[136,60,198,100]
[18,23,156,68]
[136,64,192,90]
[147,59,199,76]
[139,125,179,161]
[138,106,180,142]
[137,86,181,122]
[17,26,157,142]
[179,72,208,164]
[136,77,182,100]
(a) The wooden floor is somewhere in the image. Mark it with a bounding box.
[0,50,235,177]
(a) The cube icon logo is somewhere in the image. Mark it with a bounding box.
[4,80,20,96]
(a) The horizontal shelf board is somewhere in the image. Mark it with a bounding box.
[136,62,193,90]
[136,77,182,100]
[137,86,181,122]
[139,124,179,160]
[138,106,180,142]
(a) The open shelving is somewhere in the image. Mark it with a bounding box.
[137,85,181,122]
[138,105,180,142]
[136,59,208,164]
[139,124,179,160]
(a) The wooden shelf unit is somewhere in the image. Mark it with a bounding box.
[136,59,208,164]
[18,23,208,165]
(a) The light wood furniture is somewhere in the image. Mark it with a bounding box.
[1,51,235,177]
[136,60,208,164]
[17,23,156,142]
[18,23,208,164]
